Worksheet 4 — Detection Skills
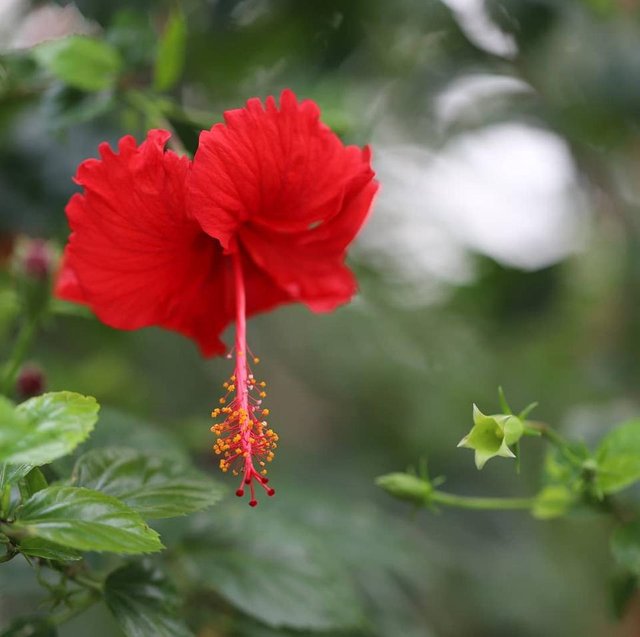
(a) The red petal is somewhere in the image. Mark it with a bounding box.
[55,252,88,304]
[56,130,229,357]
[189,89,378,253]
[240,178,379,312]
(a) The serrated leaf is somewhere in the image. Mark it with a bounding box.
[32,36,122,92]
[11,486,163,554]
[70,447,225,519]
[0,392,99,466]
[596,420,640,493]
[153,10,187,91]
[612,521,640,574]
[18,538,82,562]
[183,514,364,631]
[1,616,57,636]
[105,561,193,637]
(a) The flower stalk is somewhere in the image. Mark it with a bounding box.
[430,490,536,511]
[0,317,39,397]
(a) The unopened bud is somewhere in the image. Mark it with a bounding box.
[16,363,46,399]
[13,237,57,319]
[376,472,433,504]
[20,239,55,281]
[458,405,524,470]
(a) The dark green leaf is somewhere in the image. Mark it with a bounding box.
[12,486,163,554]
[105,561,193,637]
[153,10,187,91]
[611,572,637,619]
[17,538,82,562]
[32,36,122,92]
[184,514,364,631]
[1,616,57,636]
[596,420,640,494]
[0,392,98,466]
[70,447,225,519]
[81,408,189,462]
[612,521,640,574]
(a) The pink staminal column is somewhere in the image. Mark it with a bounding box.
[209,253,278,506]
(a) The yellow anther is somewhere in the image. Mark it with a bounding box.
[262,409,270,416]
[228,384,235,392]
[253,357,260,364]
[259,391,267,398]
[223,382,229,388]
[259,381,266,387]
[219,398,226,404]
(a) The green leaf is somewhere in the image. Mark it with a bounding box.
[0,463,32,489]
[153,10,187,91]
[1,616,57,636]
[70,447,225,519]
[612,521,640,575]
[105,561,193,637]
[32,36,122,92]
[21,467,48,497]
[596,420,640,494]
[183,516,364,631]
[11,486,163,554]
[0,392,99,466]
[532,485,577,520]
[17,537,82,562]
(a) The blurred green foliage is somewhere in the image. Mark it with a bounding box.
[2,0,640,636]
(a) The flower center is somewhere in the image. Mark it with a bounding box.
[209,253,277,506]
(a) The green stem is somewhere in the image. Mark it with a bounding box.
[72,573,103,594]
[0,318,39,396]
[431,490,535,511]
[534,424,568,448]
[526,421,585,467]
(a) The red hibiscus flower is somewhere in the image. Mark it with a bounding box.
[56,89,378,505]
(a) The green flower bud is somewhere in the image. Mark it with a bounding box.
[458,405,525,470]
[375,472,433,504]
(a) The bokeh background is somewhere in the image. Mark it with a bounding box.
[1,0,640,635]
